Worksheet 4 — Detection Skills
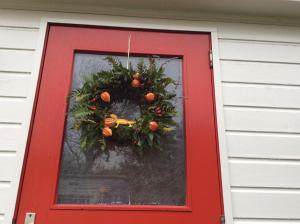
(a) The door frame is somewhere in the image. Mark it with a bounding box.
[15,17,233,224]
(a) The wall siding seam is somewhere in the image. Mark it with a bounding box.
[0,71,31,75]
[229,157,300,165]
[228,156,300,162]
[220,59,300,65]
[0,122,22,125]
[231,187,300,194]
[218,37,300,45]
[231,186,300,192]
[0,26,38,31]
[224,105,300,112]
[234,217,300,222]
[219,38,300,46]
[222,81,300,88]
[226,130,300,136]
[0,96,27,100]
[223,105,300,111]
[0,47,35,51]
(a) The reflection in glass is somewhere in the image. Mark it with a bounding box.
[57,54,186,205]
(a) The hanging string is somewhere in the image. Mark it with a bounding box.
[126,33,131,69]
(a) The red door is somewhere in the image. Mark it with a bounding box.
[16,25,223,224]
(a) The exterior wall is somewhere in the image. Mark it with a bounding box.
[1,8,300,224]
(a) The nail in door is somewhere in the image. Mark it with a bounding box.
[16,25,223,224]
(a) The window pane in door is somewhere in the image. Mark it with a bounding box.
[57,53,186,205]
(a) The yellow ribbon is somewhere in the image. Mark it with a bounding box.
[110,114,136,128]
[109,114,174,132]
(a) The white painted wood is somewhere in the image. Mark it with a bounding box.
[232,189,300,219]
[230,158,300,188]
[0,73,31,97]
[211,30,234,223]
[0,124,22,152]
[0,185,11,224]
[0,9,42,28]
[225,107,300,133]
[0,27,38,50]
[234,218,300,224]
[226,132,300,159]
[222,83,300,109]
[0,49,34,72]
[0,183,14,224]
[1,7,300,224]
[0,99,27,123]
[219,39,300,63]
[221,60,300,85]
[0,154,17,181]
[218,23,300,43]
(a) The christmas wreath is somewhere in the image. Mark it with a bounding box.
[70,56,177,155]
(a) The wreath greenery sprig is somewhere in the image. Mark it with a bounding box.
[70,56,177,155]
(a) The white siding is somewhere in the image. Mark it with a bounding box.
[0,8,300,224]
[219,26,300,224]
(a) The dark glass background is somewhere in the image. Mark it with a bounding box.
[57,53,186,205]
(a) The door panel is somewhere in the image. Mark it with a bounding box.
[16,25,223,224]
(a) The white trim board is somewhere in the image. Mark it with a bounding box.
[23,17,233,223]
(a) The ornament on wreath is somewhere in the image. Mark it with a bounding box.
[145,92,155,102]
[100,91,110,103]
[131,79,141,88]
[102,127,112,137]
[70,56,177,155]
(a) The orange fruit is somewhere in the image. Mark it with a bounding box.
[145,92,155,102]
[102,127,112,137]
[100,91,110,103]
[104,118,116,127]
[131,79,141,88]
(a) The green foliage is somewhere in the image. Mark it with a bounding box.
[70,56,177,155]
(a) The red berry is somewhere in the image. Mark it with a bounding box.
[89,106,97,111]
[149,121,159,132]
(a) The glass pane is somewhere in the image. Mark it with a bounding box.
[57,53,186,206]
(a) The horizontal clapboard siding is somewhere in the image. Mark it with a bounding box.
[219,39,300,63]
[0,154,18,181]
[221,61,300,86]
[0,49,35,72]
[0,73,31,97]
[225,107,300,133]
[223,83,300,109]
[0,27,38,50]
[234,219,300,224]
[232,189,300,219]
[0,7,300,224]
[0,99,28,123]
[0,186,12,220]
[0,13,38,224]
[217,18,300,224]
[0,124,22,152]
[230,158,300,188]
[226,132,300,159]
[217,22,300,43]
[218,22,300,224]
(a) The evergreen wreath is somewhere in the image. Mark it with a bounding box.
[70,56,177,155]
